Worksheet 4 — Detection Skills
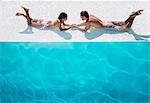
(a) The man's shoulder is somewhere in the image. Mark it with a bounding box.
[90,14,97,18]
[90,15,99,20]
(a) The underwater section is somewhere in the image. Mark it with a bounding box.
[0,42,150,103]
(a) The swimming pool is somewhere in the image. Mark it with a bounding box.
[0,42,150,103]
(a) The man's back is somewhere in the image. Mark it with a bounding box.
[88,15,103,28]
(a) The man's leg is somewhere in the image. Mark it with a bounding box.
[125,10,143,28]
[125,17,136,28]
[111,21,125,26]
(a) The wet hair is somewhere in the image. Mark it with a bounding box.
[80,11,89,22]
[58,12,67,22]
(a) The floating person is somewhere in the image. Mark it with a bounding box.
[16,6,72,31]
[72,10,143,32]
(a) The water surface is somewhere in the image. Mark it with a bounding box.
[0,42,150,103]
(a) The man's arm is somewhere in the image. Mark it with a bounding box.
[76,22,87,26]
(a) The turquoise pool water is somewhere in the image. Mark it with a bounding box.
[0,42,150,103]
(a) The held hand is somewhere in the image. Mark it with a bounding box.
[69,24,78,30]
[71,24,78,28]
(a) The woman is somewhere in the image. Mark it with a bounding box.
[16,6,72,31]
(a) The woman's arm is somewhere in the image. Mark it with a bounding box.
[63,23,71,26]
[60,27,71,31]
[59,23,72,31]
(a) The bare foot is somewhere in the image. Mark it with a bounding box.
[21,6,29,12]
[131,9,143,17]
[16,13,23,16]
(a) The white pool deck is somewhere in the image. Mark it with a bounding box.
[0,0,150,42]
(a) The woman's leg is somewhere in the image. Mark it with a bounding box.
[21,7,45,27]
[16,12,32,25]
[16,13,27,18]
[21,6,32,25]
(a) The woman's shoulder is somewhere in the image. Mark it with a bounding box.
[53,19,60,24]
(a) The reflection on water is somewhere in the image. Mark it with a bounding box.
[85,28,150,41]
[19,26,34,34]
[19,26,72,40]
[19,26,150,41]
[0,42,150,103]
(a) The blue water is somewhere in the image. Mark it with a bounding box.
[0,42,150,103]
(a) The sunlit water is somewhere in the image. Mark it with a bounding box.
[0,42,150,103]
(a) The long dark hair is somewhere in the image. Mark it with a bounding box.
[58,12,67,23]
[80,11,89,22]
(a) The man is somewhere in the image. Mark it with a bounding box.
[16,6,72,31]
[72,10,143,32]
